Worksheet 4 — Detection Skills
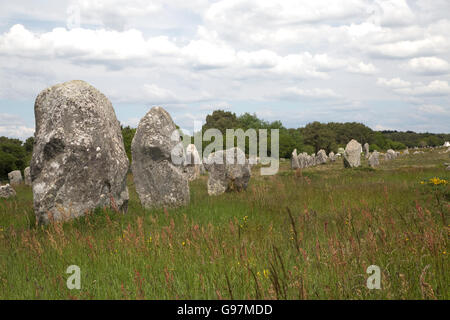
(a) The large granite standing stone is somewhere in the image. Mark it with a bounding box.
[131,107,189,208]
[8,170,22,185]
[368,151,379,167]
[343,139,362,168]
[0,184,16,198]
[24,167,31,186]
[184,144,202,181]
[291,149,300,169]
[31,80,129,224]
[364,143,370,159]
[316,149,328,164]
[204,147,251,196]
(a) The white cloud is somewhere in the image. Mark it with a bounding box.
[347,61,378,74]
[278,87,341,100]
[0,1,450,135]
[369,0,415,27]
[401,80,450,96]
[418,104,449,115]
[0,24,178,63]
[406,57,450,75]
[377,77,411,88]
[378,78,450,97]
[370,36,449,58]
[0,113,34,140]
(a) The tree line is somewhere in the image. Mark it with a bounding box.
[1,110,449,180]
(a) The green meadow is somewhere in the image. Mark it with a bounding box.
[0,149,448,299]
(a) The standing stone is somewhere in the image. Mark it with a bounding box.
[385,149,397,161]
[316,149,328,164]
[24,167,31,186]
[184,144,202,181]
[291,149,300,169]
[363,143,370,159]
[368,151,379,167]
[8,170,22,185]
[0,184,16,198]
[343,139,362,168]
[31,80,129,224]
[297,152,306,168]
[328,151,336,162]
[131,106,189,209]
[403,148,409,155]
[204,147,251,196]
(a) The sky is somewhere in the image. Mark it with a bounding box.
[0,0,449,140]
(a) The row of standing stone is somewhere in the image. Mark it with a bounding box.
[1,80,251,224]
[291,139,406,170]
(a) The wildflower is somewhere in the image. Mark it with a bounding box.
[257,271,261,277]
[182,241,186,246]
[263,269,270,278]
[147,236,152,244]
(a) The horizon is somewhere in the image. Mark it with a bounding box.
[0,1,449,139]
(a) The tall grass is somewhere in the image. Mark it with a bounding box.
[0,149,448,299]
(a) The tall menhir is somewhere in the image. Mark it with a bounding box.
[31,80,129,224]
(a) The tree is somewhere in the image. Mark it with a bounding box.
[301,122,336,153]
[121,126,136,163]
[0,136,28,180]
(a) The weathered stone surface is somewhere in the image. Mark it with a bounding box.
[24,167,31,185]
[364,143,370,159]
[31,80,129,224]
[132,106,189,209]
[297,153,306,168]
[8,170,22,185]
[291,149,300,169]
[385,149,397,161]
[204,147,251,196]
[328,151,336,162]
[343,139,362,168]
[403,148,409,155]
[0,184,16,198]
[183,144,202,181]
[368,151,379,167]
[316,149,328,164]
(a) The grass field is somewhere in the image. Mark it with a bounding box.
[0,148,449,299]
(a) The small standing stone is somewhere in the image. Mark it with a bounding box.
[368,151,379,167]
[8,170,22,185]
[204,147,251,196]
[291,149,300,169]
[385,149,397,161]
[343,139,362,168]
[316,149,328,164]
[24,167,31,185]
[364,143,370,159]
[0,184,16,198]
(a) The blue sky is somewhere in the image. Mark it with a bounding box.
[0,0,449,140]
